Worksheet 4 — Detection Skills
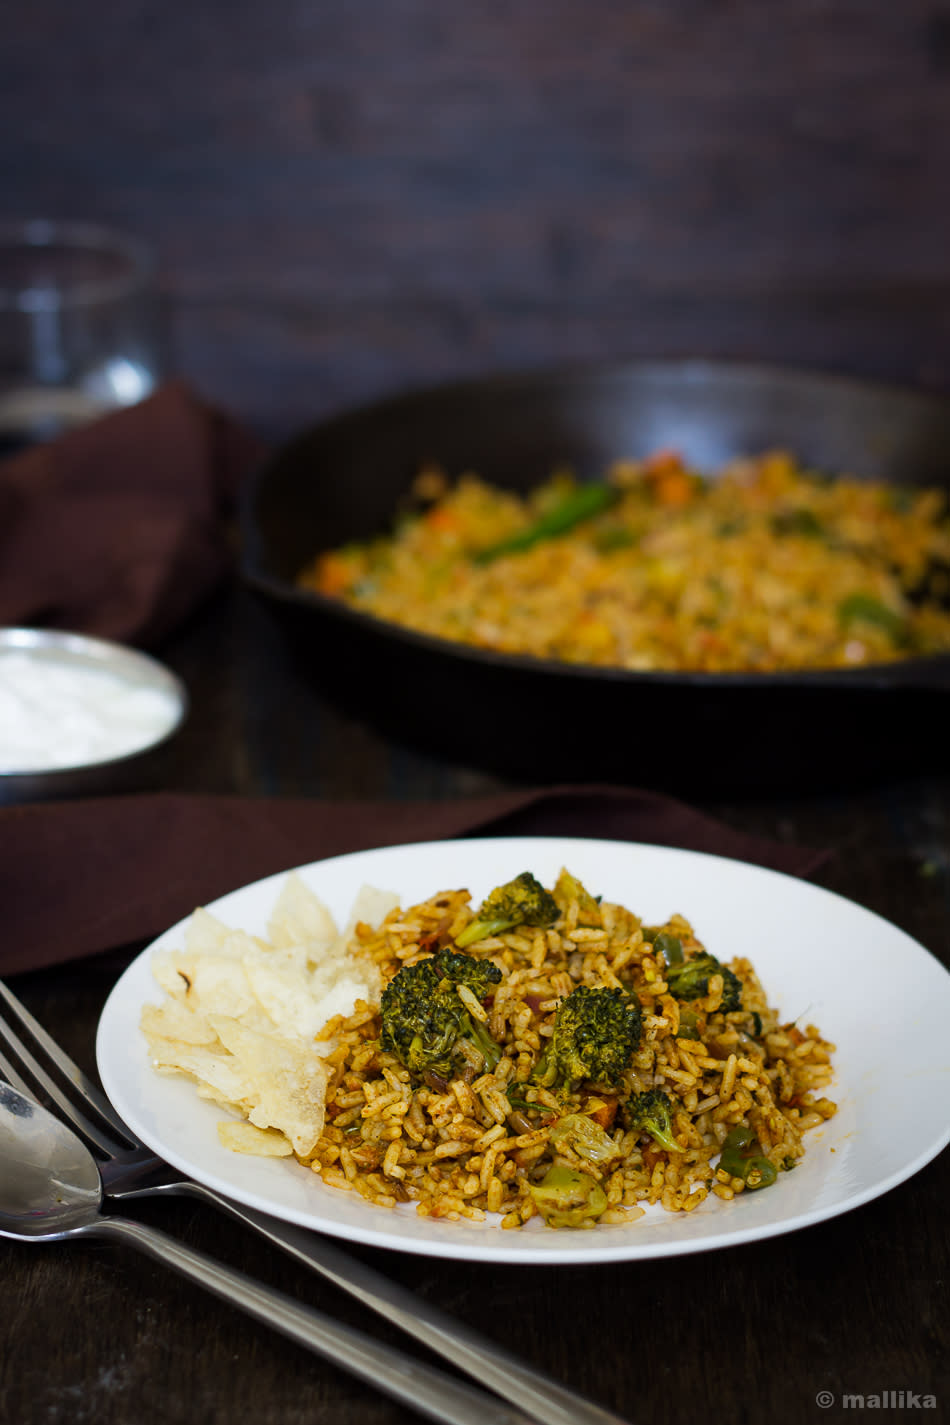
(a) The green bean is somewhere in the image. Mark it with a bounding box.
[474,483,618,563]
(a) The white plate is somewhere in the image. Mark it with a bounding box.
[97,836,950,1264]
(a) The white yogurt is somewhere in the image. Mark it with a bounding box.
[0,650,181,772]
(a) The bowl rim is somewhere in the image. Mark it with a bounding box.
[0,626,188,779]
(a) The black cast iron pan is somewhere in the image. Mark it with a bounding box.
[241,359,950,795]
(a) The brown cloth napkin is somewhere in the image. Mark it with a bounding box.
[0,785,829,977]
[0,382,265,648]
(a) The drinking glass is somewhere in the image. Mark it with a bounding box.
[0,219,163,451]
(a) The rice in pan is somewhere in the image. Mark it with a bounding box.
[298,450,950,674]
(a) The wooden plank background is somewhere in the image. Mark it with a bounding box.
[4,0,950,438]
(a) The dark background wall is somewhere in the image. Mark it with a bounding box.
[6,0,950,440]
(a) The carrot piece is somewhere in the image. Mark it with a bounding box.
[314,554,354,595]
[653,470,695,507]
[424,505,460,533]
[588,1097,618,1131]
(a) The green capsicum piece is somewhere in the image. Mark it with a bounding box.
[718,1124,778,1189]
[652,931,683,965]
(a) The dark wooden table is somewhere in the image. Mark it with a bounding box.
[2,584,948,1425]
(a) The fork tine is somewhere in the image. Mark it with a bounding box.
[0,1009,126,1157]
[0,1040,33,1097]
[0,977,141,1156]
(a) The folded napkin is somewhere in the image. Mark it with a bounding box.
[0,382,265,648]
[0,785,829,977]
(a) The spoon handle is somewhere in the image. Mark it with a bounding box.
[174,1182,629,1425]
[89,1215,532,1425]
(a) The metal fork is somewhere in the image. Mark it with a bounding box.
[0,977,630,1425]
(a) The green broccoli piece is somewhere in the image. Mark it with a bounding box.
[665,952,743,1013]
[553,868,603,926]
[455,872,559,947]
[625,1088,682,1154]
[432,948,503,999]
[527,1164,608,1229]
[532,985,641,1094]
[379,949,502,1079]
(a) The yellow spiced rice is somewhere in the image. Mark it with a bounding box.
[299,449,950,673]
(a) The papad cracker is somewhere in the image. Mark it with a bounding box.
[140,874,394,1160]
[209,1015,328,1157]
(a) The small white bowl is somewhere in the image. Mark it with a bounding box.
[0,627,187,803]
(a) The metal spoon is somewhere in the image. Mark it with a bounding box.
[0,1082,534,1425]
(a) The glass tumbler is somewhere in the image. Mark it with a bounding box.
[0,219,163,451]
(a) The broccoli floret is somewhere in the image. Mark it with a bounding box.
[379,949,502,1079]
[665,952,743,1012]
[532,985,641,1094]
[626,1088,682,1154]
[433,948,503,999]
[527,1164,608,1229]
[455,872,559,947]
[553,868,603,927]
